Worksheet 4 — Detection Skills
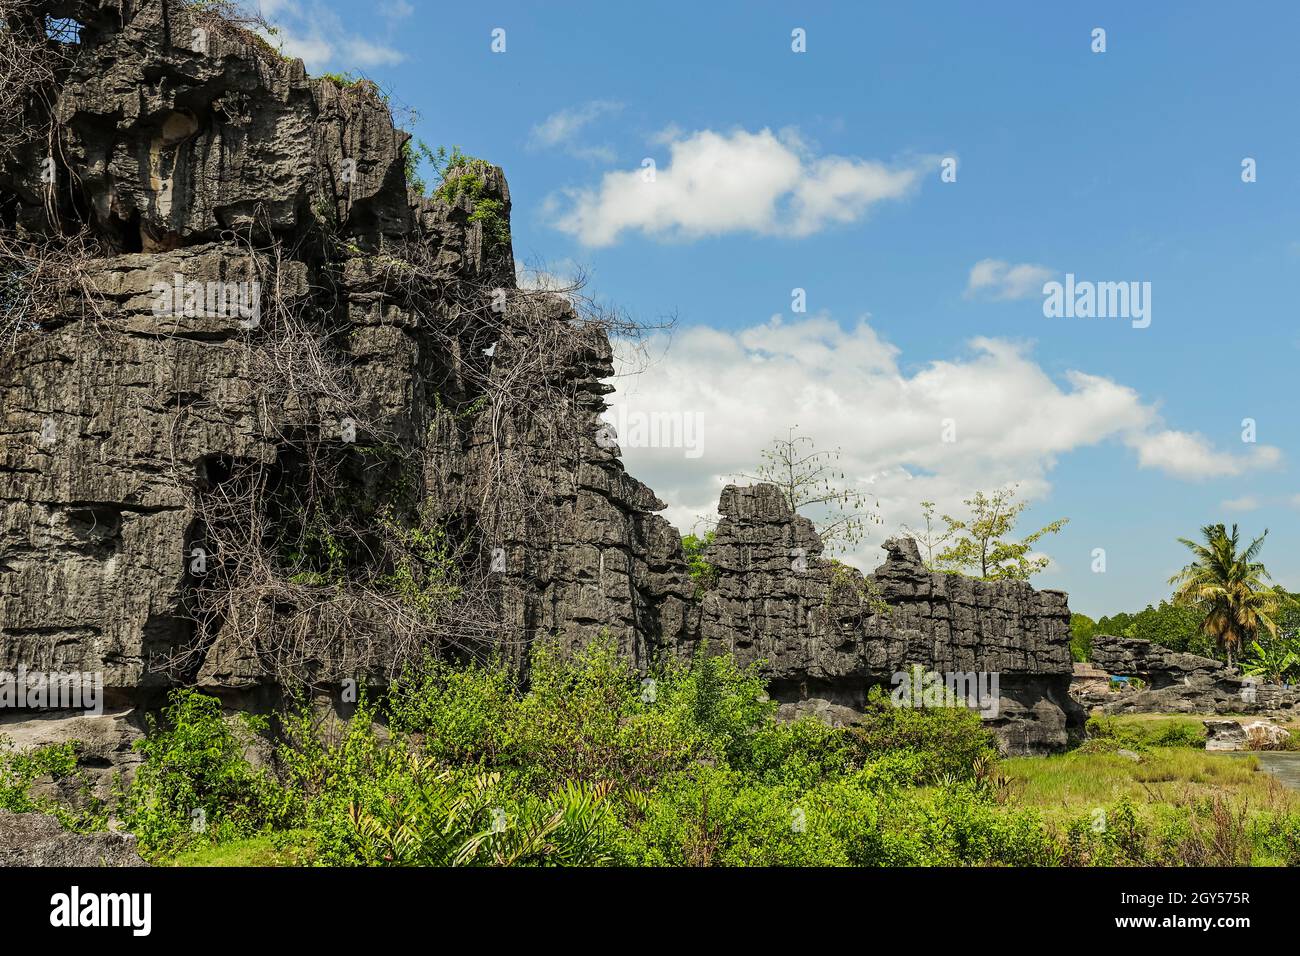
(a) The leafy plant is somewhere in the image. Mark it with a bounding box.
[346,761,614,866]
[122,689,288,854]
[933,485,1068,580]
[1169,523,1287,668]
[848,686,1001,785]
[1241,634,1300,683]
[681,531,718,592]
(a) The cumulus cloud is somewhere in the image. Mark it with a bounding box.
[966,259,1055,301]
[549,128,930,247]
[529,101,624,162]
[604,316,1282,567]
[253,0,405,71]
[1127,430,1281,480]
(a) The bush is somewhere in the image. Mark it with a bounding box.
[122,689,289,854]
[681,532,718,592]
[52,637,1300,868]
[1080,715,1204,753]
[848,685,1001,783]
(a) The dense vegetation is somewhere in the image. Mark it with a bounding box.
[6,638,1300,866]
[1072,524,1299,680]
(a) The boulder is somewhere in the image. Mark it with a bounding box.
[0,812,146,867]
[1204,720,1248,751]
[1204,719,1292,751]
[1244,721,1292,750]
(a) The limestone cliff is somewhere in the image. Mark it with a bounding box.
[0,0,1077,753]
[691,485,1081,753]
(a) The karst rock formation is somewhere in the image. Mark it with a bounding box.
[0,0,1081,754]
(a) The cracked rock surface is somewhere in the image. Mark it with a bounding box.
[2,0,1079,755]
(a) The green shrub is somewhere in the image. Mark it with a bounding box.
[89,638,1300,868]
[848,685,1001,783]
[681,532,718,592]
[122,689,288,854]
[1080,715,1204,753]
[347,763,616,866]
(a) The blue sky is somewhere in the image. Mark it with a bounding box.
[256,0,1300,617]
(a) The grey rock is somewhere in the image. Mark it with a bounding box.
[687,486,1081,754]
[0,709,145,808]
[0,812,147,867]
[1205,720,1248,752]
[1084,635,1300,717]
[1203,719,1289,752]
[776,698,861,729]
[0,0,1081,758]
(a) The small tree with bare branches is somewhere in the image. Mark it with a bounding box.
[735,426,880,552]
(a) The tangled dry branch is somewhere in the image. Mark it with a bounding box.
[0,230,105,354]
[0,0,74,162]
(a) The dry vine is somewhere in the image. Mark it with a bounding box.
[2,1,670,691]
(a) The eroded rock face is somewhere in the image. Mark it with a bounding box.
[0,0,690,694]
[1,0,1077,755]
[688,485,1081,754]
[0,811,147,866]
[1086,635,1300,716]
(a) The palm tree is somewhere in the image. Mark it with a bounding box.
[1168,524,1283,669]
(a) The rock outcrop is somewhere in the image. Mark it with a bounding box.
[690,485,1082,753]
[0,0,1077,757]
[1204,719,1292,752]
[0,812,147,866]
[0,0,691,699]
[1083,635,1300,716]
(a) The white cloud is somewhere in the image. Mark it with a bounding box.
[1126,430,1280,480]
[529,101,623,162]
[605,315,1283,568]
[966,259,1055,301]
[550,128,929,247]
[253,0,405,72]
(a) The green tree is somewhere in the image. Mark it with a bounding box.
[1241,635,1299,684]
[1069,613,1096,662]
[1168,523,1287,669]
[933,486,1068,580]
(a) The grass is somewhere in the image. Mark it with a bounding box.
[1004,711,1300,826]
[165,831,316,867]
[1003,748,1296,812]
